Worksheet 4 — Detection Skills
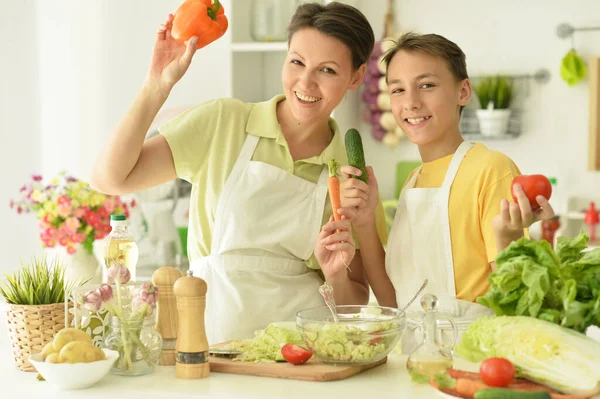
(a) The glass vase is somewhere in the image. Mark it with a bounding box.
[103,315,162,376]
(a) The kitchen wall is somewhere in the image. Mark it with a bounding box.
[1,1,41,275]
[1,0,600,274]
[359,0,600,213]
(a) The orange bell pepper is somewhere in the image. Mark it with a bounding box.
[171,0,228,49]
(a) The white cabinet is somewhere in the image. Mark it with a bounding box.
[221,0,362,132]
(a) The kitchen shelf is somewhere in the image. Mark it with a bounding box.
[231,42,288,52]
[459,108,522,140]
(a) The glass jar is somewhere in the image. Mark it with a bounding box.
[103,316,162,376]
[104,214,139,282]
[251,0,298,42]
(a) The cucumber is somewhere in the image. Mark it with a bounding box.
[345,128,368,183]
[474,388,551,399]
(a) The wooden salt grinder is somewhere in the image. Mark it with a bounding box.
[173,270,209,379]
[152,267,183,366]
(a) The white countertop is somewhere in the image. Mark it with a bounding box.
[2,305,600,399]
[0,302,464,399]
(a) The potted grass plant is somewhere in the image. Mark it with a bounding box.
[0,256,84,371]
[473,75,514,137]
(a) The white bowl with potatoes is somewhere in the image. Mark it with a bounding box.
[28,328,118,390]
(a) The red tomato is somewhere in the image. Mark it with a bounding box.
[480,357,515,387]
[511,175,552,210]
[281,344,312,365]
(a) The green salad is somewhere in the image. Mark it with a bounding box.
[221,320,399,364]
[302,321,398,363]
[222,322,303,363]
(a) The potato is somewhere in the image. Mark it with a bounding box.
[52,328,92,351]
[41,341,56,360]
[45,353,61,364]
[59,341,104,364]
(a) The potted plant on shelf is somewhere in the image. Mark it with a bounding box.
[473,75,514,137]
[9,171,135,284]
[0,256,83,371]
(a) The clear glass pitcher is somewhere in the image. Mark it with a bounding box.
[405,294,458,383]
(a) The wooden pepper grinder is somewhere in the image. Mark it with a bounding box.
[174,270,209,379]
[152,267,183,366]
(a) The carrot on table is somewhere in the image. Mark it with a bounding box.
[443,370,593,399]
[430,374,489,399]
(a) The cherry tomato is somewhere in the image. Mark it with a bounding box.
[511,175,552,210]
[480,357,515,387]
[281,344,312,365]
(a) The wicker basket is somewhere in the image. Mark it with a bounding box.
[4,302,73,372]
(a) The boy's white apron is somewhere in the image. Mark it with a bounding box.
[386,141,492,352]
[190,134,327,345]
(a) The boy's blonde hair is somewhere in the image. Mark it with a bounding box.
[382,32,469,113]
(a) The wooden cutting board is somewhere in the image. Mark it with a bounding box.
[209,355,387,382]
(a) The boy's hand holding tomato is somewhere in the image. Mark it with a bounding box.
[315,216,356,280]
[339,165,379,227]
[492,175,555,244]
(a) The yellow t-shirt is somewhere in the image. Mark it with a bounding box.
[160,94,389,270]
[404,142,521,302]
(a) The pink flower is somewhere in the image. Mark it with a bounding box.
[73,207,85,218]
[97,284,113,302]
[80,289,103,312]
[139,282,158,307]
[64,217,80,233]
[57,203,70,218]
[66,245,77,255]
[57,194,71,206]
[73,233,86,243]
[32,174,42,182]
[106,263,131,285]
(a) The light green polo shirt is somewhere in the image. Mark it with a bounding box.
[160,94,388,269]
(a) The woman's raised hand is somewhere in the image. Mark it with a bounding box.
[148,14,199,90]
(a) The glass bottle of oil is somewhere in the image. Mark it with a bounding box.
[406,294,454,383]
[103,214,139,283]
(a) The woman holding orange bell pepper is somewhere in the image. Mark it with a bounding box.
[171,0,228,50]
[91,3,389,345]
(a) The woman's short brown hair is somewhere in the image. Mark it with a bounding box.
[287,2,374,70]
[382,32,469,82]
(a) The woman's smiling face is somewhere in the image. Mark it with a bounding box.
[281,28,364,124]
[387,49,471,146]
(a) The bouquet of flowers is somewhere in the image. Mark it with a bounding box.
[79,264,161,374]
[10,171,135,256]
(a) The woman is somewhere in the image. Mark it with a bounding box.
[90,2,388,344]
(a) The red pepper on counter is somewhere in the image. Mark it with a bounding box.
[171,0,228,49]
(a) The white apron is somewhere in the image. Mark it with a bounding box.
[386,141,493,323]
[190,134,327,345]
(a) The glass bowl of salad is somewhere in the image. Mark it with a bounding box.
[296,305,406,365]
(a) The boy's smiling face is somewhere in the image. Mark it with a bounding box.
[387,50,471,148]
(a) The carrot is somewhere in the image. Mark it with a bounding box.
[327,159,350,271]
[431,374,488,399]
[327,159,342,224]
[445,370,593,399]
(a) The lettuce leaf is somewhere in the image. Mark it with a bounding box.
[477,231,600,333]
